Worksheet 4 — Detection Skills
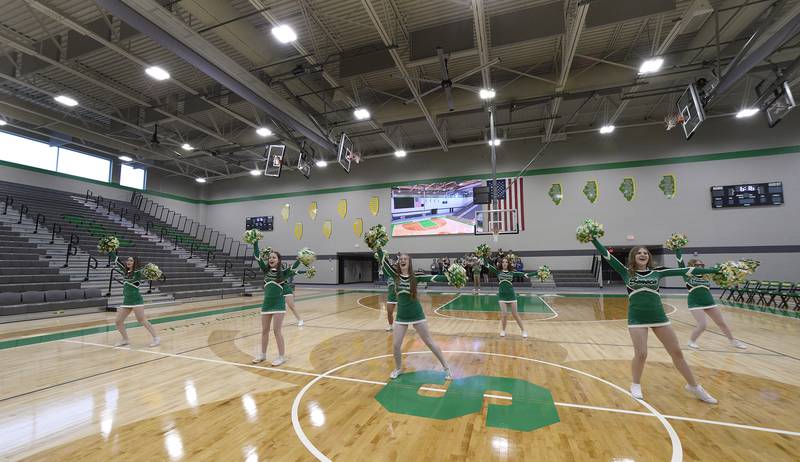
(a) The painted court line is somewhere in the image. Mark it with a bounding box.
[60,339,800,439]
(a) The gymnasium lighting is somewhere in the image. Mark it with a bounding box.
[118,155,133,162]
[315,160,328,167]
[353,108,370,120]
[195,177,206,183]
[54,95,78,107]
[145,66,170,81]
[736,108,759,118]
[181,143,193,151]
[479,88,496,100]
[488,139,501,146]
[599,125,616,134]
[256,127,272,137]
[394,149,407,158]
[639,58,663,74]
[271,24,297,43]
[250,169,261,176]
[0,119,7,126]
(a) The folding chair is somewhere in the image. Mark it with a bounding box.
[734,280,755,303]
[771,282,795,309]
[742,280,763,304]
[756,281,780,306]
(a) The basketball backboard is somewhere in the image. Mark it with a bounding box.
[676,83,706,140]
[337,133,353,173]
[264,145,285,177]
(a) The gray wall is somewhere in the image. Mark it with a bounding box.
[202,116,800,282]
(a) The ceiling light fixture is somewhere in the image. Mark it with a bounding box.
[145,66,170,81]
[118,155,133,162]
[488,139,501,146]
[639,58,664,74]
[394,149,407,158]
[195,177,207,183]
[479,88,496,100]
[736,108,759,118]
[256,127,272,137]
[181,143,193,151]
[271,25,297,44]
[54,95,78,107]
[250,169,261,176]
[315,160,328,167]
[0,119,7,126]
[353,108,370,120]
[599,125,615,134]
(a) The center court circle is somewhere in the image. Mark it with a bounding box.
[291,350,683,462]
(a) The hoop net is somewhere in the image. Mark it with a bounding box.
[664,112,685,131]
[346,150,362,164]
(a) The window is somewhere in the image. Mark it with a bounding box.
[120,164,147,190]
[0,131,58,170]
[56,148,111,182]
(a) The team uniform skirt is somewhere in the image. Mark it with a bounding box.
[387,284,398,304]
[283,284,295,296]
[627,291,670,328]
[394,299,425,324]
[262,291,286,314]
[687,286,717,310]
[120,284,144,308]
[498,283,517,302]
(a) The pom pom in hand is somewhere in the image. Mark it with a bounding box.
[243,229,263,244]
[664,233,689,251]
[445,263,468,288]
[297,247,317,266]
[536,265,551,282]
[98,235,120,254]
[305,267,317,279]
[576,219,605,243]
[704,261,756,288]
[475,243,492,260]
[141,263,162,281]
[364,224,389,251]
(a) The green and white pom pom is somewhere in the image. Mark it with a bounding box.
[297,247,317,266]
[741,259,760,272]
[576,219,605,243]
[141,263,162,281]
[445,263,468,288]
[305,267,317,279]
[536,265,551,282]
[243,229,263,244]
[664,233,689,251]
[704,261,753,288]
[97,235,120,254]
[259,246,273,261]
[504,252,518,264]
[475,243,492,259]
[364,224,389,251]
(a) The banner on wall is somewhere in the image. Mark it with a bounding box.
[548,183,563,205]
[619,177,636,202]
[294,222,303,240]
[337,199,347,219]
[369,196,379,216]
[308,202,318,220]
[659,174,677,199]
[353,218,363,237]
[322,220,332,239]
[281,204,290,222]
[582,180,599,203]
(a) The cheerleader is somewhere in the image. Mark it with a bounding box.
[376,248,452,380]
[251,241,305,366]
[112,255,160,347]
[590,238,720,403]
[282,266,304,326]
[385,268,398,332]
[485,257,536,338]
[675,249,746,349]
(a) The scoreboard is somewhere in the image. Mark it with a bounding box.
[245,216,274,231]
[710,182,783,208]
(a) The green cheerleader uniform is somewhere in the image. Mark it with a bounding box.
[282,269,295,296]
[376,249,447,324]
[114,258,144,307]
[675,249,717,310]
[386,277,398,304]
[592,238,718,327]
[485,264,535,302]
[254,242,302,314]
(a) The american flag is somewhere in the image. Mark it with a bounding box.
[486,178,525,231]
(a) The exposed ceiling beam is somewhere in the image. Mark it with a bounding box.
[471,0,492,89]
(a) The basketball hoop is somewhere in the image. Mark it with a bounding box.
[491,223,501,242]
[346,151,362,164]
[664,112,685,131]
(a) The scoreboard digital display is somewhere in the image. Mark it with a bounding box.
[710,182,783,208]
[245,216,274,231]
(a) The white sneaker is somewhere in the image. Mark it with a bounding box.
[389,368,403,379]
[251,353,266,364]
[630,383,644,400]
[271,356,287,367]
[148,337,160,347]
[686,384,718,404]
[385,324,393,332]
[499,330,506,337]
[731,339,747,349]
[114,339,129,347]
[522,330,529,338]
[687,341,700,349]
[297,319,304,326]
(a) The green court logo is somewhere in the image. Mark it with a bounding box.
[375,371,559,432]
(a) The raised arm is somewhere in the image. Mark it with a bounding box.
[484,263,498,275]
[283,260,304,278]
[591,237,629,281]
[675,248,686,269]
[376,248,396,278]
[656,266,719,279]
[417,274,448,283]
[252,241,268,272]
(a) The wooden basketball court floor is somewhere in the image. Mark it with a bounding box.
[1,289,798,461]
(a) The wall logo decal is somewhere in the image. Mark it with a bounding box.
[281,204,290,222]
[369,196,380,216]
[582,180,599,203]
[293,222,303,240]
[659,174,677,199]
[619,177,636,201]
[548,183,563,205]
[375,371,559,432]
[308,202,318,220]
[337,199,348,219]
[353,218,363,237]
[322,220,332,239]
